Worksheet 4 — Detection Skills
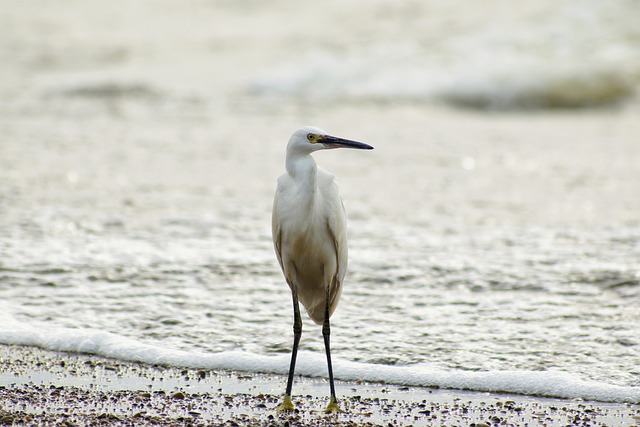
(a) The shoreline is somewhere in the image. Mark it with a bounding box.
[1,344,638,426]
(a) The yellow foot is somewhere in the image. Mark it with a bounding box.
[277,395,295,412]
[323,397,343,414]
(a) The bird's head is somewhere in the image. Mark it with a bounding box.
[287,126,373,155]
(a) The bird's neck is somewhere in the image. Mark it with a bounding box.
[286,153,318,193]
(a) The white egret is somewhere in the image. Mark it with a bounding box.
[272,126,373,413]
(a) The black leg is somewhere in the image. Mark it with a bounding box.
[279,285,301,411]
[286,287,302,396]
[323,284,341,413]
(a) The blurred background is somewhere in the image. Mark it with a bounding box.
[1,0,639,391]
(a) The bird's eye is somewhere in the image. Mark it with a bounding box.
[307,133,315,143]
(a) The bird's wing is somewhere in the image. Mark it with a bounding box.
[325,198,348,281]
[318,169,349,316]
[272,177,286,274]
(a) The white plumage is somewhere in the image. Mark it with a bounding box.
[272,126,373,412]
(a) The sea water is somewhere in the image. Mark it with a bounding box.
[1,0,639,404]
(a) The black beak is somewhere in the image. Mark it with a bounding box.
[320,135,374,150]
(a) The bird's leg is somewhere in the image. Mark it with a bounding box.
[322,283,342,413]
[278,284,302,412]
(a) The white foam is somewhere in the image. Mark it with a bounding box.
[1,321,638,404]
[250,1,639,109]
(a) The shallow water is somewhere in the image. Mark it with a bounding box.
[1,0,639,402]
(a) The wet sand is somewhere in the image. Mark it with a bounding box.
[0,345,638,426]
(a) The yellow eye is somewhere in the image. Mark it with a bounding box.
[307,133,315,143]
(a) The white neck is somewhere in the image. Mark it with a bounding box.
[285,151,318,201]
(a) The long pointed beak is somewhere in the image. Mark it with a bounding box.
[320,134,374,150]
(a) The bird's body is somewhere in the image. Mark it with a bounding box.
[273,162,346,323]
[272,126,373,412]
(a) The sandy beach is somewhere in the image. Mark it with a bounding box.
[0,345,637,426]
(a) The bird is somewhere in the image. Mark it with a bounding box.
[272,126,373,413]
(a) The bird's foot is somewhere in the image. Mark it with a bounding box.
[277,395,295,412]
[323,396,343,414]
